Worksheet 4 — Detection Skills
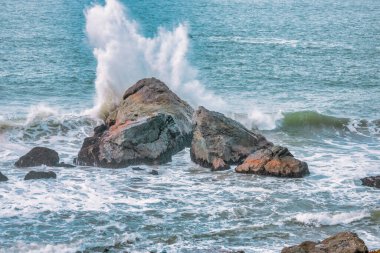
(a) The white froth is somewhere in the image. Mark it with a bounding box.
[85,0,225,118]
[294,210,370,226]
[25,103,59,125]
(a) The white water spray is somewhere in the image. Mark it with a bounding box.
[85,0,224,118]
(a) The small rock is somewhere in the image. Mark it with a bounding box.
[150,169,159,175]
[24,171,57,180]
[132,167,145,171]
[130,177,143,182]
[15,147,59,167]
[361,176,380,189]
[56,162,76,168]
[281,231,368,253]
[0,172,8,182]
[236,146,309,178]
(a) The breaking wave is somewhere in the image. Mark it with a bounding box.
[293,211,370,227]
[85,0,225,118]
[278,111,380,137]
[281,111,350,129]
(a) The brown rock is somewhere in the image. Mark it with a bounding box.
[361,176,380,189]
[15,147,59,168]
[281,232,369,253]
[190,106,272,171]
[77,78,194,168]
[235,146,309,177]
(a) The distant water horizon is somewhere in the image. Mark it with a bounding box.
[0,0,379,252]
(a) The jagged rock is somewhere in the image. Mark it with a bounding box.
[77,78,194,168]
[361,176,380,189]
[15,147,59,167]
[190,106,272,171]
[0,172,8,182]
[150,169,159,175]
[235,146,309,177]
[24,171,57,180]
[281,231,368,253]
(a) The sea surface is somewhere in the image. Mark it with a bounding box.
[0,0,379,252]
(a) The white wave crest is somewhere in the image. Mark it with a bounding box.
[1,242,80,253]
[248,109,283,130]
[85,0,225,118]
[294,210,370,226]
[25,103,59,125]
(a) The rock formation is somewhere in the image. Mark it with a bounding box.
[235,146,309,177]
[281,231,368,253]
[190,106,272,171]
[77,78,194,168]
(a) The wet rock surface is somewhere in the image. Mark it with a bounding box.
[361,175,380,189]
[77,78,194,168]
[235,146,309,177]
[15,147,59,167]
[190,106,272,171]
[0,171,8,182]
[24,171,57,180]
[281,231,368,253]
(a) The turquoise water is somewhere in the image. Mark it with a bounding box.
[0,0,379,252]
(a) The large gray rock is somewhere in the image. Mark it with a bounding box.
[235,146,309,178]
[360,175,380,189]
[77,78,194,168]
[0,172,8,182]
[15,147,59,167]
[190,106,272,171]
[281,232,368,253]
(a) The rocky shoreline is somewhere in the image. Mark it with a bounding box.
[2,78,379,251]
[74,77,308,177]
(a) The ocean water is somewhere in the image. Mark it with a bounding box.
[0,0,379,252]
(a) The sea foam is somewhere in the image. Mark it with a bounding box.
[294,210,370,226]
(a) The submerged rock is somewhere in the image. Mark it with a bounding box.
[150,169,159,175]
[190,106,272,171]
[281,231,368,253]
[55,162,76,168]
[361,176,380,189]
[77,78,194,168]
[0,172,8,182]
[15,147,60,167]
[235,146,309,177]
[24,171,57,180]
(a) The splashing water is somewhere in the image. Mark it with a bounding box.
[85,0,225,118]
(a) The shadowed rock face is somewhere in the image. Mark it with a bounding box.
[0,172,8,182]
[77,78,194,168]
[235,146,309,178]
[24,171,57,180]
[190,106,272,171]
[15,147,59,168]
[281,232,368,253]
[361,176,380,189]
